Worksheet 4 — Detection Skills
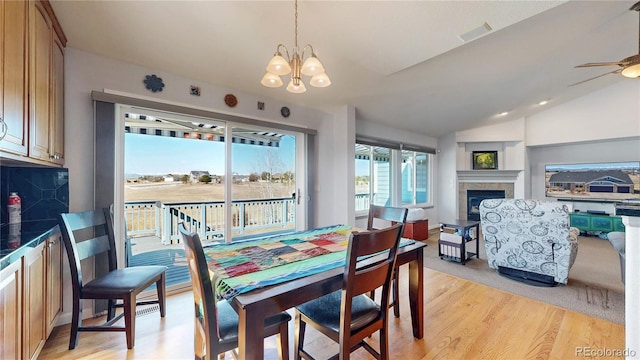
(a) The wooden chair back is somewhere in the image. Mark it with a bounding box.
[342,223,403,347]
[58,208,118,290]
[367,205,408,231]
[178,222,226,358]
[58,208,167,350]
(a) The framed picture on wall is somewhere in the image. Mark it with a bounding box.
[472,151,498,170]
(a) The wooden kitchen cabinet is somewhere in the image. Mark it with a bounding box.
[0,0,29,156]
[23,232,62,360]
[23,241,47,360]
[29,0,65,165]
[0,0,65,166]
[45,232,62,335]
[0,228,62,360]
[0,259,23,360]
[50,31,65,165]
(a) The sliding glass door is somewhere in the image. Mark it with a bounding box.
[119,105,306,291]
[230,126,298,240]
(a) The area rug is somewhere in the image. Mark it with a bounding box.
[422,231,625,325]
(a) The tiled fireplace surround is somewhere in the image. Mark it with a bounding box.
[458,182,515,220]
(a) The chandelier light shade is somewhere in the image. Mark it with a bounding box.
[621,62,640,78]
[261,0,330,93]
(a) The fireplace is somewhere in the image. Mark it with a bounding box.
[467,190,505,221]
[457,170,519,220]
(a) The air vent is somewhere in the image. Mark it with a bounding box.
[458,22,493,42]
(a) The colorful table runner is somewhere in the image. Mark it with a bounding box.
[202,224,414,300]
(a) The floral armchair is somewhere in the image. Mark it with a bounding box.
[479,199,579,286]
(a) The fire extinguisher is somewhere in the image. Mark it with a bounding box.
[8,192,21,224]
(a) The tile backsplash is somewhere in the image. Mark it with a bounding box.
[0,166,69,225]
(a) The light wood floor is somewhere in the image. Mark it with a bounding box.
[39,267,625,360]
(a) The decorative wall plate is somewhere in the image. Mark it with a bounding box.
[224,94,238,107]
[280,106,290,118]
[144,74,164,92]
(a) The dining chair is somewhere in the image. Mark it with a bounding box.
[58,208,167,350]
[178,222,292,360]
[293,223,404,360]
[366,205,408,317]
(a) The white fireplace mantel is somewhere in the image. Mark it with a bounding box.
[457,170,522,182]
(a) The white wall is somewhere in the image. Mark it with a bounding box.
[439,81,640,208]
[526,81,640,146]
[436,132,458,223]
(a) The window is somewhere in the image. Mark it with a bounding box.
[355,141,433,212]
[355,145,392,211]
[401,150,430,205]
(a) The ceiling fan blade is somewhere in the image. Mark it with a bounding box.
[569,68,623,87]
[575,61,626,68]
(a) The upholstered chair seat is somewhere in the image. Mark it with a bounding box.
[296,291,380,333]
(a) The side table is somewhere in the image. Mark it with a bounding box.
[438,219,480,265]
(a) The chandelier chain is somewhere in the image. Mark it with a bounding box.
[294,0,298,49]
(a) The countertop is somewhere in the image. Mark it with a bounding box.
[0,220,61,271]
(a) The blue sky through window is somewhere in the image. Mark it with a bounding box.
[125,133,295,176]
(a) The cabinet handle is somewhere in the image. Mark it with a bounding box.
[50,154,61,160]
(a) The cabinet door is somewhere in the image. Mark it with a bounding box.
[28,0,52,162]
[0,260,22,360]
[23,242,46,360]
[0,0,28,155]
[569,213,590,231]
[613,217,625,232]
[49,32,64,164]
[590,215,613,233]
[46,234,62,335]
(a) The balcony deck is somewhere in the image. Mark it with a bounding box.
[127,235,191,288]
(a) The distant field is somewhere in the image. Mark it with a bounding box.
[125,182,295,203]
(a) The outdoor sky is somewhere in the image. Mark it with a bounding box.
[546,161,640,171]
[125,133,295,176]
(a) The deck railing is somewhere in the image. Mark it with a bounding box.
[355,193,370,212]
[124,197,296,244]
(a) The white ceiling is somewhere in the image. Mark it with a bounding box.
[50,0,639,138]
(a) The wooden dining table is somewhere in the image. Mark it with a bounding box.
[205,226,426,359]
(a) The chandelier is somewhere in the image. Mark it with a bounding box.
[261,0,330,93]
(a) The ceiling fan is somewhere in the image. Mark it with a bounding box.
[572,1,640,86]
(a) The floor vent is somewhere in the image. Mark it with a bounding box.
[136,305,160,317]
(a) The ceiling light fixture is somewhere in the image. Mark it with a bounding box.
[261,0,330,93]
[538,100,548,106]
[498,111,508,116]
[621,59,640,78]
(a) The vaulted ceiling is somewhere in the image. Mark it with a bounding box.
[50,1,638,137]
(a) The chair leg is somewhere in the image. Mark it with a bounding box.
[379,326,389,360]
[107,299,116,321]
[294,312,305,360]
[156,273,167,317]
[339,334,351,360]
[124,294,137,349]
[276,322,290,360]
[392,269,400,318]
[69,292,82,350]
[194,317,206,360]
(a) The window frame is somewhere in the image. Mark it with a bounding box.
[355,140,434,216]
